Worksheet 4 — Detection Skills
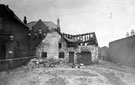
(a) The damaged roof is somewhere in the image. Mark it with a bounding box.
[55,30,98,47]
[35,29,98,48]
[62,32,98,46]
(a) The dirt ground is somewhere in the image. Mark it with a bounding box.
[0,60,135,85]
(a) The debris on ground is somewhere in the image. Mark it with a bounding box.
[1,60,135,85]
[26,58,65,69]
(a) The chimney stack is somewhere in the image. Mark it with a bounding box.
[23,16,27,24]
[131,29,135,36]
[126,32,129,37]
[57,17,61,32]
[57,17,60,27]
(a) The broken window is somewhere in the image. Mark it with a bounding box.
[59,52,64,58]
[0,17,2,29]
[42,52,47,58]
[58,43,62,49]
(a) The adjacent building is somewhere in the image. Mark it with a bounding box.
[99,46,109,60]
[27,19,60,56]
[109,35,135,67]
[0,4,31,59]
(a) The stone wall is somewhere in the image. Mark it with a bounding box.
[77,45,98,63]
[36,31,68,61]
[67,47,78,63]
[67,45,98,64]
[58,38,68,62]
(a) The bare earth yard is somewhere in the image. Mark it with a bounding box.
[0,60,135,85]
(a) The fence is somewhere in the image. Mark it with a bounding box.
[0,56,35,72]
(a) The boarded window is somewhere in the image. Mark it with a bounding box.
[59,52,64,58]
[42,52,47,58]
[58,43,62,49]
[0,17,2,29]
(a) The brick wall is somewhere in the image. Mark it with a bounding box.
[99,46,109,60]
[109,35,135,67]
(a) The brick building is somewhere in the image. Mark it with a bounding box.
[27,18,60,55]
[99,46,109,60]
[109,35,135,67]
[0,4,30,59]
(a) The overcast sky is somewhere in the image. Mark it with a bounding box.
[1,0,135,47]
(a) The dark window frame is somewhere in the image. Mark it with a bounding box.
[58,43,62,49]
[42,52,47,58]
[59,52,64,58]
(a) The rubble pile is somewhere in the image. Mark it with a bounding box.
[26,58,65,69]
[20,58,85,71]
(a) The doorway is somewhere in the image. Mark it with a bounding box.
[77,52,92,65]
[69,52,74,63]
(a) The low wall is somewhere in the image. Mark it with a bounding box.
[0,57,35,72]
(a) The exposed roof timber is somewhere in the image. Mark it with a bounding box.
[62,32,98,46]
[62,32,95,37]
